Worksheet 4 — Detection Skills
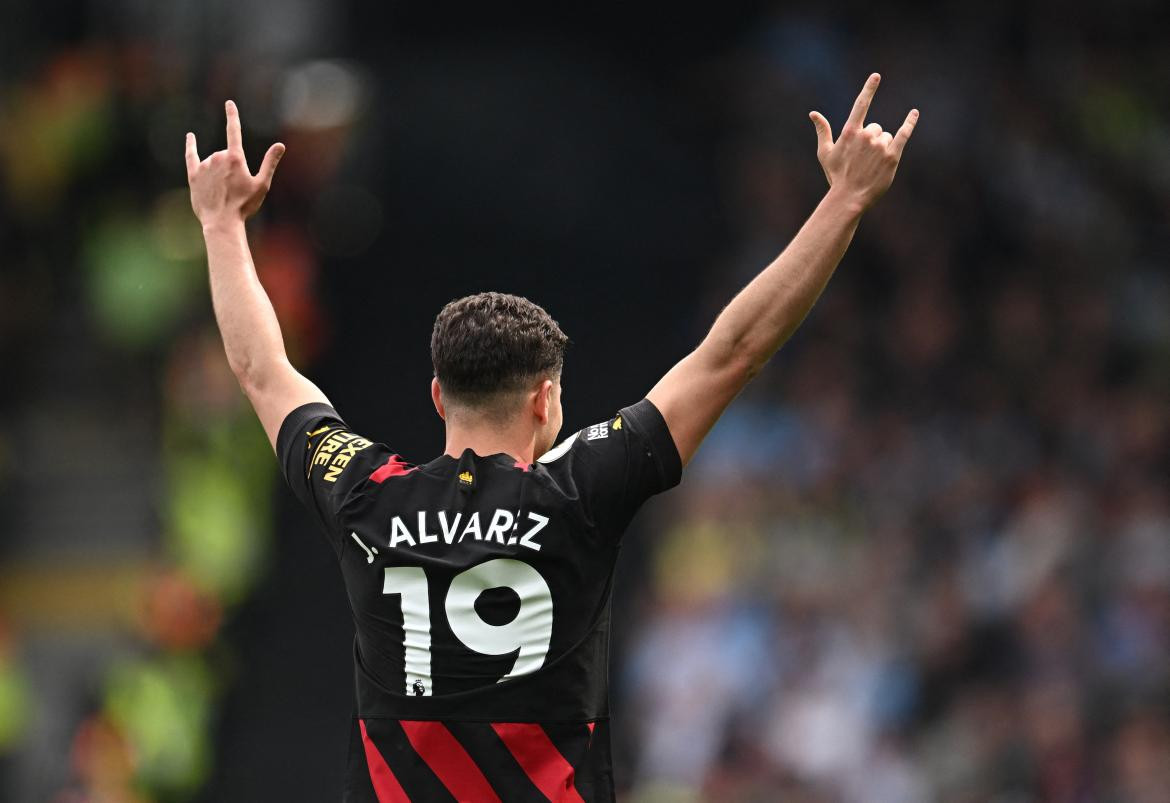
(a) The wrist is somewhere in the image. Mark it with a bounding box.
[200,214,247,237]
[823,185,869,218]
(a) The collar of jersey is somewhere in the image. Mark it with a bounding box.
[431,448,530,468]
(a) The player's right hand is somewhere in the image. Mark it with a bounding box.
[185,100,285,227]
[809,73,918,210]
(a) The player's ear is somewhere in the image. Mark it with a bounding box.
[431,377,446,421]
[533,379,553,425]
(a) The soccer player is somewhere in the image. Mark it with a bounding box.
[185,73,916,801]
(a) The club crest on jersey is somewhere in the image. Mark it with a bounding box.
[459,470,474,485]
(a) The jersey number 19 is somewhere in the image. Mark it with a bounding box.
[382,558,553,696]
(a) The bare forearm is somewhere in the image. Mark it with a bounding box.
[186,102,329,449]
[702,186,864,376]
[202,219,289,384]
[648,188,865,464]
[647,74,917,466]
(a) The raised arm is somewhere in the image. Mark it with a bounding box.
[186,101,329,449]
[647,73,918,465]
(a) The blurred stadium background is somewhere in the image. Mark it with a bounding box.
[3,2,1170,801]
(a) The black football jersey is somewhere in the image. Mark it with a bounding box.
[277,398,681,802]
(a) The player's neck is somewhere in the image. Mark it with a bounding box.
[443,420,536,465]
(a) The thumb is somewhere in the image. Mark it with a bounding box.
[256,142,286,187]
[809,111,833,154]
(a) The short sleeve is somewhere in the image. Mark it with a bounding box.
[277,402,397,544]
[537,398,682,539]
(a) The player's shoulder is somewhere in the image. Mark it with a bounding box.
[537,398,681,503]
[533,403,649,490]
[538,410,621,468]
[538,399,664,464]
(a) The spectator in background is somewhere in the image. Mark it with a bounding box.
[620,8,1170,802]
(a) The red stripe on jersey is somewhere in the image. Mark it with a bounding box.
[370,455,415,483]
[491,722,585,803]
[359,719,409,803]
[400,720,501,802]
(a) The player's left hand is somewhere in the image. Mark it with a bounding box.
[185,100,285,227]
[809,73,918,210]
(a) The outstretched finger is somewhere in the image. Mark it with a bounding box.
[225,100,243,153]
[256,142,286,187]
[890,108,920,157]
[185,132,199,178]
[809,111,833,153]
[845,73,881,131]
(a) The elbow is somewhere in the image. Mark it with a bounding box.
[719,327,794,385]
[726,330,769,378]
[227,355,252,385]
[729,349,764,385]
[232,365,261,399]
[701,336,763,387]
[227,353,258,388]
[231,355,284,396]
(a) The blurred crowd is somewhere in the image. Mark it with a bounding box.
[0,13,358,801]
[2,2,1169,802]
[617,8,1170,802]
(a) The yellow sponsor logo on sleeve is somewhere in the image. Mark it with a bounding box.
[311,430,374,482]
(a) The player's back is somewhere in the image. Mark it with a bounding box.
[278,399,680,802]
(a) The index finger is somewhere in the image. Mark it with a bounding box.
[225,100,243,153]
[845,73,881,130]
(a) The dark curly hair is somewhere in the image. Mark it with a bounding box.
[431,292,568,410]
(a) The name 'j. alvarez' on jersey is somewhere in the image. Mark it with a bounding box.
[276,398,681,803]
[358,507,550,553]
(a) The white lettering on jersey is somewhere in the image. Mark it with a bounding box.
[585,422,609,441]
[437,511,462,544]
[384,509,548,554]
[459,511,482,542]
[350,531,379,563]
[416,511,438,544]
[389,516,416,548]
[518,512,549,551]
[485,509,514,545]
